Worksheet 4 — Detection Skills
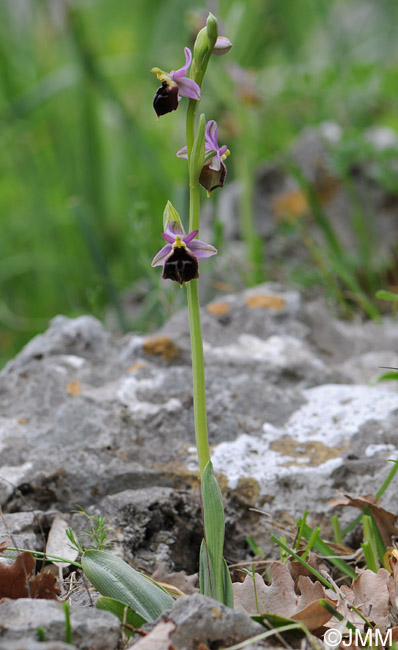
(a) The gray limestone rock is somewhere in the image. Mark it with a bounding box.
[138,593,268,650]
[0,599,120,650]
[0,642,77,650]
[0,282,397,570]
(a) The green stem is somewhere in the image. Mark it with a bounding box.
[186,280,210,476]
[185,97,210,477]
[5,547,82,568]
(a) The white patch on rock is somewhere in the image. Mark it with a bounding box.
[191,384,398,491]
[117,374,182,417]
[284,384,398,444]
[204,334,325,369]
[57,354,86,369]
[366,444,397,458]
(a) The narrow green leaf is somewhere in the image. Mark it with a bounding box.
[295,509,308,550]
[320,600,357,632]
[82,550,173,621]
[271,535,337,591]
[296,522,357,579]
[376,460,398,499]
[96,597,146,637]
[189,113,206,183]
[222,558,234,608]
[201,460,225,603]
[246,536,263,556]
[199,537,215,599]
[252,612,305,638]
[375,290,398,302]
[363,507,386,564]
[63,602,72,645]
[302,526,320,561]
[331,515,343,545]
[362,541,378,573]
[377,371,398,381]
[362,514,379,571]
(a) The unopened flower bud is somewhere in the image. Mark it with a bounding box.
[206,12,218,48]
[213,36,232,56]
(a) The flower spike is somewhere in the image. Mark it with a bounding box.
[151,47,201,118]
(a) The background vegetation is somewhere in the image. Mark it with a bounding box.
[1,0,397,365]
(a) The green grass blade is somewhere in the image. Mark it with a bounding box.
[331,515,343,545]
[376,460,398,499]
[363,506,386,564]
[81,550,173,621]
[296,522,357,579]
[320,600,357,633]
[302,526,321,561]
[63,602,73,644]
[361,541,378,573]
[271,535,336,591]
[362,514,379,571]
[375,290,398,302]
[376,371,398,381]
[295,509,308,550]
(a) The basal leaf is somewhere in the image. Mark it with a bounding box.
[199,537,215,599]
[82,550,173,621]
[222,558,234,608]
[201,460,225,603]
[96,596,146,637]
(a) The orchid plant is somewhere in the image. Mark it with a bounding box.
[151,14,233,606]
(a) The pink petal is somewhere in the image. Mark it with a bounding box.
[165,221,184,238]
[184,46,192,68]
[205,120,218,149]
[183,230,199,244]
[170,47,192,80]
[219,145,228,157]
[176,77,201,100]
[151,243,172,267]
[209,152,221,171]
[161,232,175,244]
[188,240,217,258]
[176,146,188,159]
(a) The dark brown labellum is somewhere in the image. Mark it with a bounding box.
[199,160,227,193]
[153,82,179,117]
[162,247,199,286]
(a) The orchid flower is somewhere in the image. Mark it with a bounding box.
[151,220,217,287]
[177,119,229,194]
[151,47,201,117]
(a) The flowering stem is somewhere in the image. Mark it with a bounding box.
[186,281,210,476]
[186,99,210,477]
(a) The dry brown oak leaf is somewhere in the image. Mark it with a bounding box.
[328,494,398,548]
[325,568,391,633]
[0,551,59,600]
[233,561,337,631]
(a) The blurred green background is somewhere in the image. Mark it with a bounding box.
[0,0,397,365]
